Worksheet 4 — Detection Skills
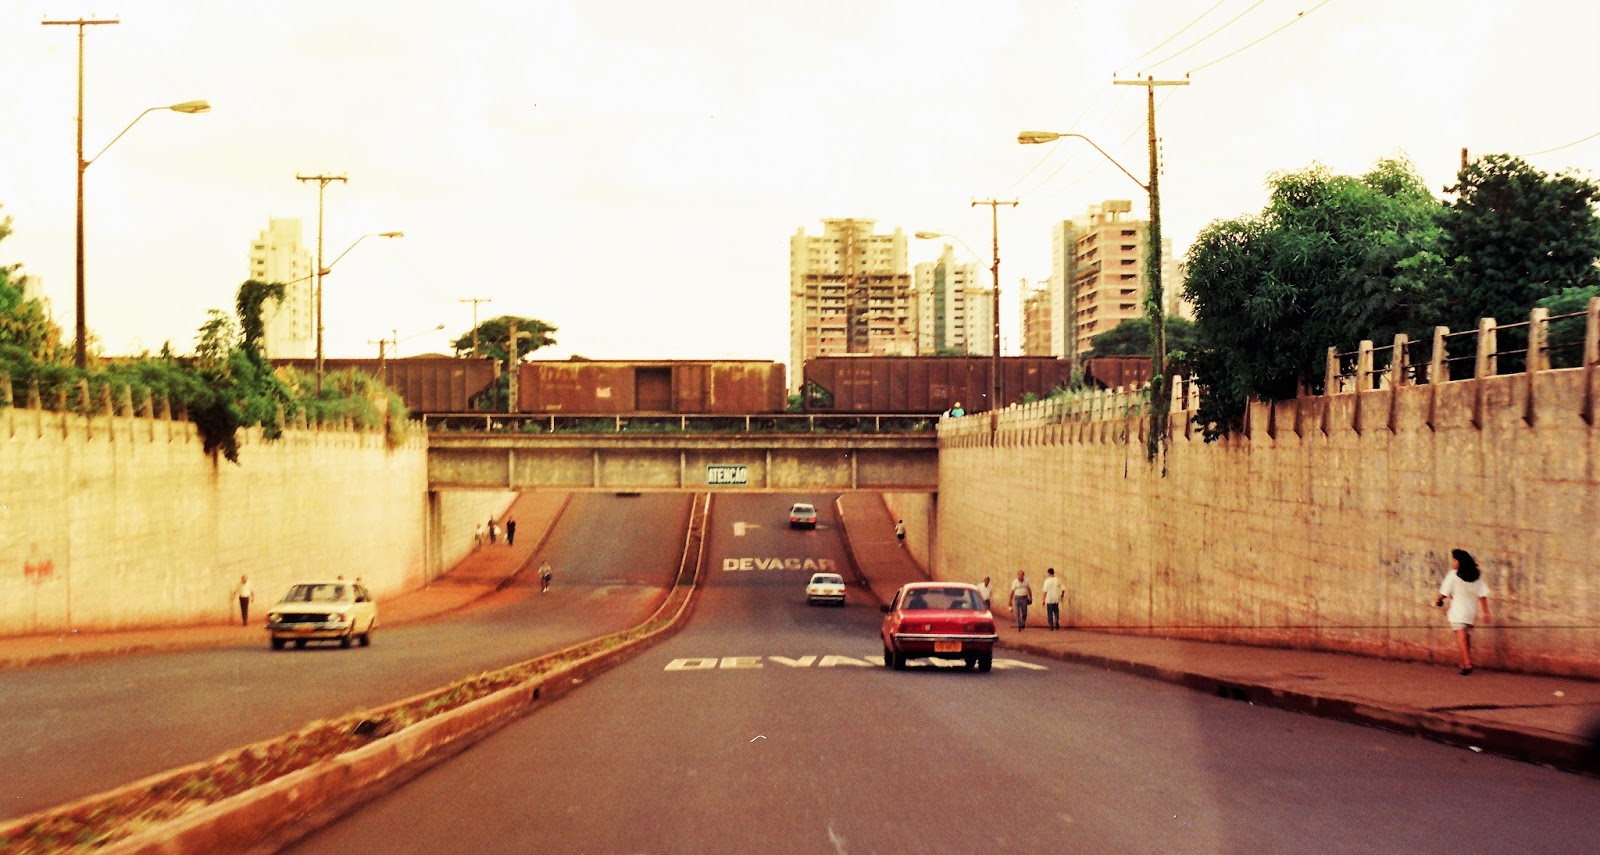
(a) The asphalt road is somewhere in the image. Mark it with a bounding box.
[286,492,1600,855]
[0,492,689,822]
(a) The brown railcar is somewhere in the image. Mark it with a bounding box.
[273,356,497,414]
[516,360,786,414]
[802,356,1072,414]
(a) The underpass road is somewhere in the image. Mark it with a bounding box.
[0,492,689,821]
[287,492,1600,855]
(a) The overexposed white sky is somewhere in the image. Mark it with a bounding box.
[4,0,1597,367]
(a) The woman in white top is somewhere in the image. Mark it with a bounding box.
[1437,549,1491,675]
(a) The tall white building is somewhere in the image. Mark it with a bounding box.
[789,218,915,389]
[912,244,987,355]
[1020,277,1053,356]
[251,218,314,359]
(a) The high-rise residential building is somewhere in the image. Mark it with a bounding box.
[1048,218,1085,360]
[789,218,915,388]
[251,218,315,359]
[1020,277,1053,356]
[1052,199,1176,360]
[912,244,986,355]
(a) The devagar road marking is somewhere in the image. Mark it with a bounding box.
[664,656,1047,671]
[722,557,837,572]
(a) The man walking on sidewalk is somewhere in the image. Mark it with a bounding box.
[1010,571,1032,631]
[894,519,906,548]
[1042,567,1063,630]
[234,575,254,626]
[505,519,517,546]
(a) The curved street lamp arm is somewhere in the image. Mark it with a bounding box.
[321,231,404,275]
[86,107,160,167]
[1017,131,1148,192]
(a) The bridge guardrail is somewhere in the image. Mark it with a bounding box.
[422,413,940,435]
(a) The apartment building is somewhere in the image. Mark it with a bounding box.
[789,219,915,389]
[1019,277,1053,356]
[251,218,315,359]
[912,244,989,355]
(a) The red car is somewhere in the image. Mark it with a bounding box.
[880,582,997,672]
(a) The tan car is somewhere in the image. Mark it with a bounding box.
[266,580,378,650]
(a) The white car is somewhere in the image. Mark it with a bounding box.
[789,502,818,529]
[266,580,378,650]
[805,572,847,606]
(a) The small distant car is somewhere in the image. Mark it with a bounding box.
[266,580,378,650]
[789,502,818,529]
[805,572,847,606]
[880,582,997,672]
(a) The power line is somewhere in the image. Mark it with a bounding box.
[1145,0,1271,71]
[1520,131,1600,158]
[1188,0,1338,75]
[1119,0,1227,71]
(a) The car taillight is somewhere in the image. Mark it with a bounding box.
[975,621,994,633]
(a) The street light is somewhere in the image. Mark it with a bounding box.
[71,99,211,368]
[1019,126,1178,460]
[314,231,404,394]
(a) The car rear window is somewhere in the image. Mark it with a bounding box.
[811,574,842,585]
[901,588,981,610]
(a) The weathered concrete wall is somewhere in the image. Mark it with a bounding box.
[432,489,517,575]
[0,407,431,634]
[935,368,1600,677]
[881,492,934,572]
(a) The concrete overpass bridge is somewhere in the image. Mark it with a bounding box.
[424,413,940,492]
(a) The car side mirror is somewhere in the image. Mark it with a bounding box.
[880,605,891,614]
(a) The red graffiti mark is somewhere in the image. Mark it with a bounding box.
[24,558,55,582]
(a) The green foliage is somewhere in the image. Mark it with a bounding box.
[1089,316,1196,358]
[1183,158,1448,440]
[235,279,286,359]
[1537,285,1598,369]
[451,315,557,365]
[1437,154,1600,332]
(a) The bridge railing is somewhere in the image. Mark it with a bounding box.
[422,413,940,435]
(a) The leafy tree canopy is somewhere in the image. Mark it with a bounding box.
[451,315,557,364]
[1183,158,1448,440]
[1436,153,1600,332]
[1089,316,1195,360]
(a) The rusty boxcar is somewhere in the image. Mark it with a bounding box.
[516,360,786,414]
[273,356,497,414]
[802,356,1072,414]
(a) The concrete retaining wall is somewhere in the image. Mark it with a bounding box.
[935,367,1600,678]
[431,490,518,577]
[0,407,431,635]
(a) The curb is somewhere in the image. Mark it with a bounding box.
[1000,637,1597,774]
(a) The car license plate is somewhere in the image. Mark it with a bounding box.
[934,640,962,653]
[294,625,315,633]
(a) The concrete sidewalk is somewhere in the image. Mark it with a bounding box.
[0,493,569,671]
[837,492,1600,774]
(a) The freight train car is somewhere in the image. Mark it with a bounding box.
[273,356,497,414]
[1080,355,1153,390]
[515,360,786,414]
[802,356,1072,414]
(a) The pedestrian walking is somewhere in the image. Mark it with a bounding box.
[234,575,254,626]
[1010,570,1032,631]
[894,519,906,548]
[1042,567,1063,630]
[505,519,517,546]
[488,518,499,545]
[473,523,485,548]
[1437,548,1491,675]
[539,561,553,593]
[976,576,993,610]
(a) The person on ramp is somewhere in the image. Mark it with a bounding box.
[539,560,553,593]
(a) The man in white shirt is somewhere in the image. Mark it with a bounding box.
[1010,571,1032,631]
[976,576,992,609]
[234,575,254,626]
[1042,567,1064,630]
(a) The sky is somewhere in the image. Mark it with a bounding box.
[3,0,1598,369]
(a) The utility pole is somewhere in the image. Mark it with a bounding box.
[458,296,492,357]
[1114,75,1188,467]
[506,319,525,414]
[296,173,348,397]
[971,198,1017,412]
[43,16,119,370]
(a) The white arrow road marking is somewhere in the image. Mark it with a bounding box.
[663,656,1047,671]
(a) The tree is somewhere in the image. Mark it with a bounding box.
[1183,159,1448,439]
[1436,154,1600,333]
[1537,285,1598,369]
[451,315,557,364]
[1089,316,1195,360]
